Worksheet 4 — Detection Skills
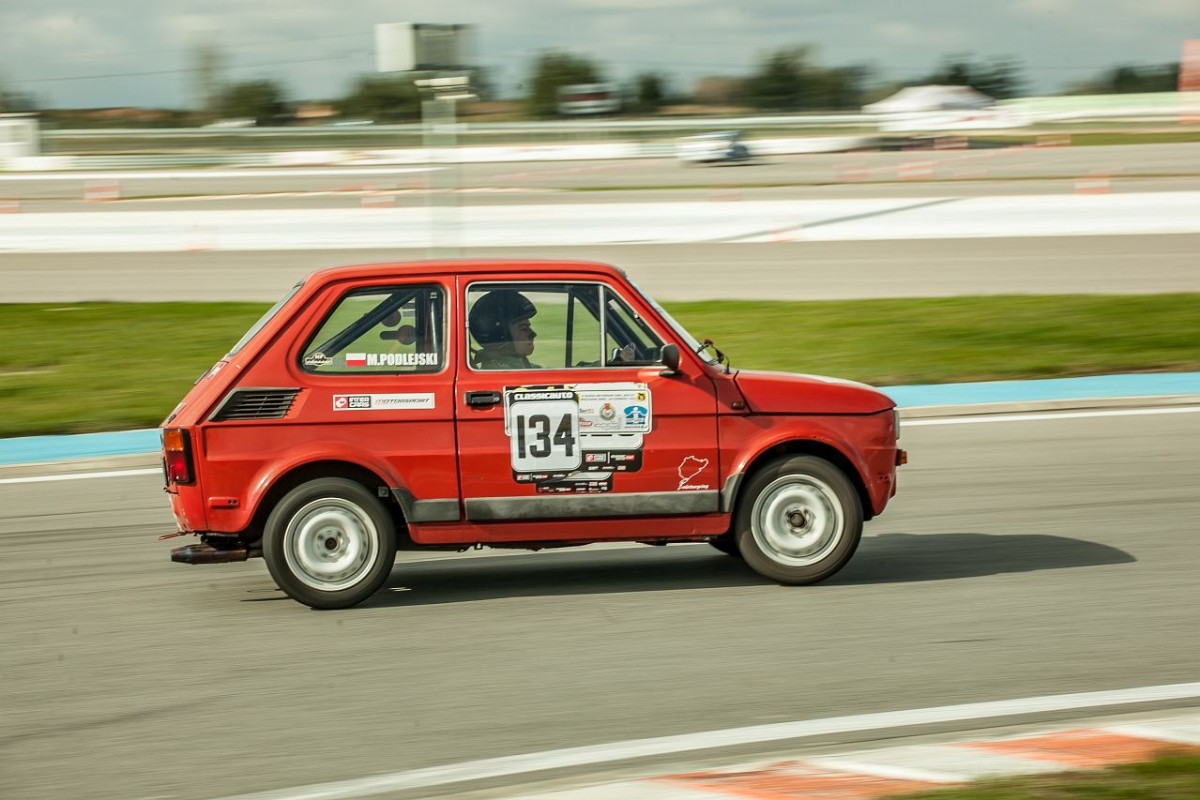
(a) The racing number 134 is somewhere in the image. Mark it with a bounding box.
[509,399,581,472]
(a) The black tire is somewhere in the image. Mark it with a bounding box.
[263,478,397,609]
[734,455,862,585]
[708,533,742,557]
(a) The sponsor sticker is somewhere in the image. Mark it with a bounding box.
[304,352,332,367]
[502,382,652,488]
[332,393,436,411]
[623,405,648,427]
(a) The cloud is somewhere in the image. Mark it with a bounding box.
[15,12,125,64]
[872,20,965,48]
[574,0,705,8]
[1014,0,1195,19]
[1136,0,1200,17]
[1012,0,1078,16]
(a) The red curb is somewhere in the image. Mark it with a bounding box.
[963,729,1200,769]
[663,764,943,800]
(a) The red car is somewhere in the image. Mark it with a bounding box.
[162,260,903,608]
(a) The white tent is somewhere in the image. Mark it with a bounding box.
[863,85,994,114]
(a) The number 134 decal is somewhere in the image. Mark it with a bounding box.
[509,398,580,472]
[504,384,653,477]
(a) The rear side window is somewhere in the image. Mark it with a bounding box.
[228,282,303,357]
[301,285,445,374]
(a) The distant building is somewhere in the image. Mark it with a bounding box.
[293,103,337,124]
[556,83,621,116]
[0,112,39,158]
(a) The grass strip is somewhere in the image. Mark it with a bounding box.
[0,295,1197,437]
[883,752,1200,799]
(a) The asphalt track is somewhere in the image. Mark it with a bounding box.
[2,144,1199,302]
[2,144,1198,799]
[4,235,1200,303]
[3,143,1199,205]
[2,408,1199,800]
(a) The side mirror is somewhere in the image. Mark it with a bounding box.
[658,343,680,377]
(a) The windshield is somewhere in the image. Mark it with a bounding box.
[627,277,718,365]
[227,281,304,356]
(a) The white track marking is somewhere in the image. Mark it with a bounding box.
[0,167,436,181]
[4,192,1199,252]
[1104,721,1200,745]
[206,682,1200,800]
[0,467,160,485]
[905,406,1200,426]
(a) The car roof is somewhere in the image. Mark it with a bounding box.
[304,259,626,286]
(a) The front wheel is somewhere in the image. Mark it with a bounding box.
[263,478,397,609]
[735,455,862,585]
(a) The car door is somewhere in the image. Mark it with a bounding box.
[454,276,721,533]
[291,279,460,523]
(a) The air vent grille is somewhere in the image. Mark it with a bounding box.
[211,389,300,421]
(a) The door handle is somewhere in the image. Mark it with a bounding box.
[465,390,502,407]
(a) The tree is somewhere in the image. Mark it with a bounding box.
[219,80,286,125]
[0,90,37,113]
[0,73,37,113]
[632,72,668,113]
[745,46,870,111]
[971,57,1025,99]
[338,75,420,122]
[806,64,873,109]
[747,46,813,111]
[524,51,603,118]
[921,55,1026,99]
[1095,63,1180,93]
[693,76,748,107]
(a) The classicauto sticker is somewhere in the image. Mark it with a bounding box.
[503,383,651,493]
[332,393,436,411]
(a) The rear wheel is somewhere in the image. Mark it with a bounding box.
[735,455,862,585]
[263,478,397,609]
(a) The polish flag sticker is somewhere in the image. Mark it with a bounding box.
[345,353,367,367]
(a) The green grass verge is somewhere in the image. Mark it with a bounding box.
[1,295,1197,437]
[884,752,1200,799]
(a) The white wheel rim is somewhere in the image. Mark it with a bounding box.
[751,474,844,567]
[283,498,380,592]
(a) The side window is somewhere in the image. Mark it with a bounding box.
[467,283,602,370]
[604,288,665,366]
[301,285,445,373]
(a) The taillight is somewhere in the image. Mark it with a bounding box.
[162,428,195,484]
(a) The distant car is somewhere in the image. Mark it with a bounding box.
[203,118,256,129]
[676,130,754,164]
[161,259,903,609]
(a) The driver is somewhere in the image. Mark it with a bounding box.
[469,289,541,369]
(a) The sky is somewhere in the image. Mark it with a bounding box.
[0,0,1195,109]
